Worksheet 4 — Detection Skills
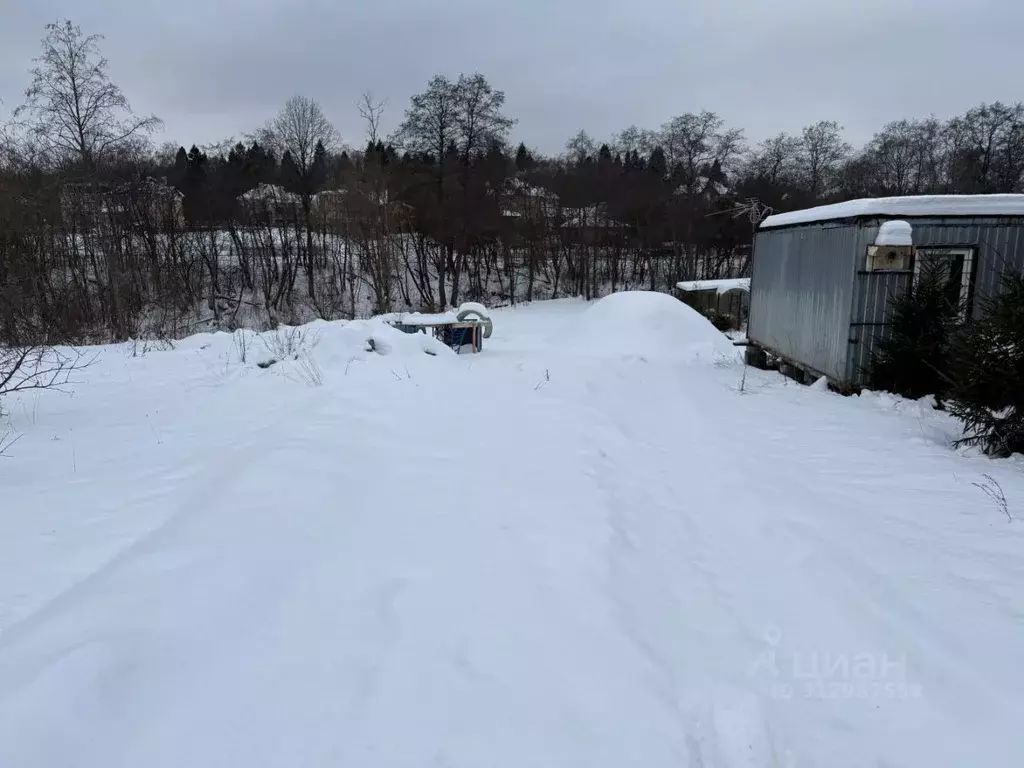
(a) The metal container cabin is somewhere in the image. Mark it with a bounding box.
[748,197,1024,387]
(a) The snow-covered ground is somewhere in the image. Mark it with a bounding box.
[1,293,1022,767]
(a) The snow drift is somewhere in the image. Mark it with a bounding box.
[560,290,739,362]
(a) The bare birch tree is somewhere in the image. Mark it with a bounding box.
[14,20,161,168]
[357,92,387,145]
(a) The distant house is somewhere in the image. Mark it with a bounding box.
[559,203,627,245]
[61,177,183,232]
[502,177,560,220]
[237,183,302,226]
[311,189,349,227]
[316,186,413,234]
[747,194,1024,387]
[137,178,184,230]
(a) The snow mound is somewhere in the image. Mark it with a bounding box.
[361,321,455,358]
[261,320,455,371]
[313,321,450,364]
[563,291,740,363]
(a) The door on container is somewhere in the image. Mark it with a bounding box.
[913,247,975,321]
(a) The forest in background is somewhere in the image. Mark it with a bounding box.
[4,19,1024,345]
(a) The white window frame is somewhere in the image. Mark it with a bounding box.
[913,247,974,322]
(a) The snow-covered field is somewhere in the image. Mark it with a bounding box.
[1,293,1022,767]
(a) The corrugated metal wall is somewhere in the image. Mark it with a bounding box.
[748,223,860,381]
[908,217,1024,310]
[847,217,1024,383]
[751,215,1024,387]
[847,269,913,383]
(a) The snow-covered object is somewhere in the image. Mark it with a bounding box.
[377,305,493,339]
[457,301,490,320]
[360,321,454,357]
[562,290,739,363]
[375,311,459,326]
[875,220,913,246]
[760,194,1024,229]
[676,278,751,295]
[456,302,493,338]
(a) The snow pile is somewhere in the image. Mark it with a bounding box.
[243,320,455,369]
[562,290,740,363]
[357,320,455,358]
[875,220,913,246]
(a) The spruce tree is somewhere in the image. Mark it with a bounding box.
[309,140,328,192]
[868,263,962,400]
[514,142,534,172]
[947,272,1024,457]
[182,145,208,223]
[279,150,301,193]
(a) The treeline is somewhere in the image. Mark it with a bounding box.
[4,20,1024,346]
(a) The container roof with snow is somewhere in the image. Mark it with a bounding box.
[759,194,1024,230]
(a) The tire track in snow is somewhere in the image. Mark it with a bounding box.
[0,383,332,648]
[574,363,794,768]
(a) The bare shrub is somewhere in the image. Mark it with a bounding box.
[296,354,325,387]
[1,346,91,406]
[972,474,1012,523]
[232,329,253,364]
[260,326,317,361]
[0,427,22,457]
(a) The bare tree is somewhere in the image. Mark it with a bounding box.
[393,75,466,307]
[14,20,161,168]
[613,125,657,158]
[357,91,387,145]
[946,102,1024,193]
[258,95,339,300]
[748,133,802,187]
[395,75,460,161]
[660,111,744,186]
[863,119,923,196]
[454,73,516,158]
[258,95,339,179]
[566,129,597,164]
[798,120,851,201]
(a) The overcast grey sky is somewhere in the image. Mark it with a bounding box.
[3,0,1023,155]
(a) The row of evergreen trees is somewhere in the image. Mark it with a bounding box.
[869,268,1024,457]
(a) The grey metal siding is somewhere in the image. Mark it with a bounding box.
[752,214,1024,387]
[748,223,859,381]
[907,217,1024,313]
[848,270,913,383]
[846,217,1024,383]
